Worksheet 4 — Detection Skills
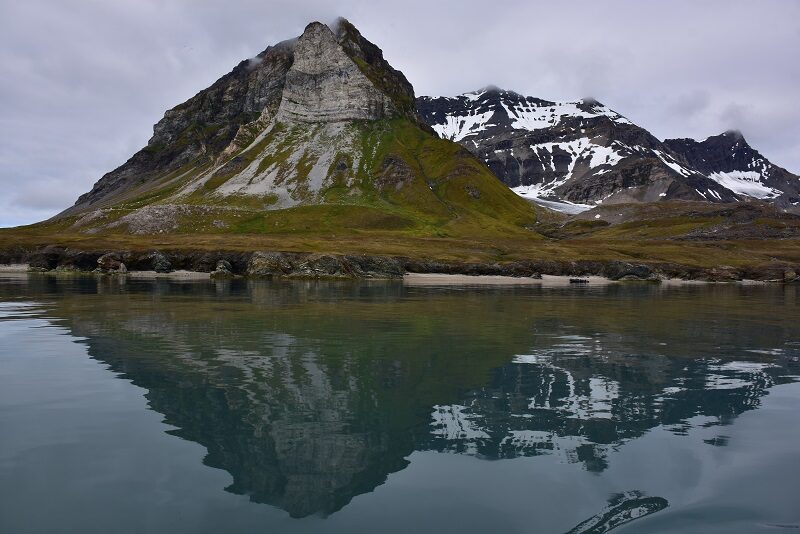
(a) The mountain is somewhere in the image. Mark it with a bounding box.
[4,19,799,279]
[665,131,800,210]
[55,20,536,238]
[417,87,738,213]
[418,88,800,213]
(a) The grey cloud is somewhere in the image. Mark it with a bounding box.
[719,103,751,129]
[11,180,79,211]
[667,91,712,122]
[1,0,799,226]
[246,56,264,70]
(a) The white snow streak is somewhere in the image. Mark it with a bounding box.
[431,110,494,142]
[708,171,781,199]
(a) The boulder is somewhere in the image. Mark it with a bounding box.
[247,252,293,277]
[210,259,234,279]
[605,262,660,281]
[295,254,356,278]
[27,245,65,270]
[97,253,123,272]
[145,251,172,273]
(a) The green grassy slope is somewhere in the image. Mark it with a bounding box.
[23,118,540,242]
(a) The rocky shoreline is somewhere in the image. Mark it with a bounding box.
[0,245,797,283]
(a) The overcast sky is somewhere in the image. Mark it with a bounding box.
[1,0,798,227]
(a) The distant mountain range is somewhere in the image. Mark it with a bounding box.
[418,88,800,213]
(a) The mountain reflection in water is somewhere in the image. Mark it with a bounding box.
[1,275,798,525]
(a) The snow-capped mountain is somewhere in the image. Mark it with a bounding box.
[417,88,797,212]
[665,131,800,210]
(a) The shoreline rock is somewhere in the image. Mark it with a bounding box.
[0,246,798,283]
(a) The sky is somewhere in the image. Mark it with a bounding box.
[1,0,799,227]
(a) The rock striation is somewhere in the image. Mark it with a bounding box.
[61,18,425,218]
[276,22,401,123]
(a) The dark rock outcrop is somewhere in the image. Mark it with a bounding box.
[247,251,404,279]
[145,251,172,273]
[4,245,800,282]
[665,131,800,211]
[96,253,127,273]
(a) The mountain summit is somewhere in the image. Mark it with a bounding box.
[57,19,535,237]
[665,132,800,209]
[276,20,416,123]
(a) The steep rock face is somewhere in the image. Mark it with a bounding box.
[665,131,800,210]
[418,88,737,212]
[332,18,416,118]
[276,22,403,123]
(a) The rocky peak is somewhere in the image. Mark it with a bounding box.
[665,131,764,176]
[708,130,748,152]
[665,131,800,207]
[275,19,415,124]
[331,18,417,116]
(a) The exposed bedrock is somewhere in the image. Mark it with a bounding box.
[276,22,398,123]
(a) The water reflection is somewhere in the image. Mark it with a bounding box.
[1,275,798,521]
[428,351,791,472]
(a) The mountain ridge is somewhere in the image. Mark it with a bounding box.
[418,87,798,212]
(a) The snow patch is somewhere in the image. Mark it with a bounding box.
[708,171,781,199]
[431,110,494,142]
[507,139,629,209]
[502,100,631,131]
[519,196,593,214]
[652,149,693,177]
[428,94,632,142]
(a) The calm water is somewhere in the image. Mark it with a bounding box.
[1,274,799,533]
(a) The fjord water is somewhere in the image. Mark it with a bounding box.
[1,275,798,534]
